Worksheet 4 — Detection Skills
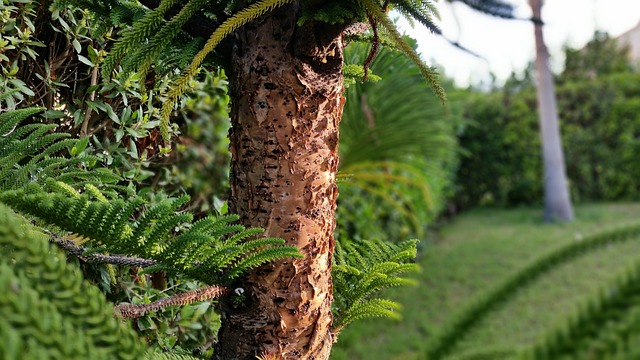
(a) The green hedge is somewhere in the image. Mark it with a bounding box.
[455,72,640,209]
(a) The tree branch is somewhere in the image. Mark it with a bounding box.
[136,0,224,39]
[52,238,158,267]
[114,285,230,319]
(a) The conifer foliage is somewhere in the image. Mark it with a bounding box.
[68,0,449,143]
[0,108,301,287]
[0,107,120,193]
[332,239,420,332]
[0,204,147,360]
[0,104,419,355]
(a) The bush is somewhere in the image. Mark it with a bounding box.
[455,32,640,209]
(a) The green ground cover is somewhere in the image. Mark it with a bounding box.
[331,203,640,360]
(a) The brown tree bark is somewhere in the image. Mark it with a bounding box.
[530,0,574,222]
[215,3,345,359]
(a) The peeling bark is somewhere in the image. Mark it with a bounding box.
[215,3,345,359]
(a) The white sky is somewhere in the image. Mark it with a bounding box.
[397,0,640,87]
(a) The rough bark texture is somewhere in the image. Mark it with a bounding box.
[530,0,575,222]
[215,3,345,359]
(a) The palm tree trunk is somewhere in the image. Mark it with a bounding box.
[215,3,344,359]
[529,0,574,222]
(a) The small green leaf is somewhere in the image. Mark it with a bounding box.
[44,109,65,119]
[105,104,119,123]
[57,16,70,31]
[77,54,94,67]
[213,197,228,215]
[125,127,145,139]
[87,45,98,63]
[72,38,81,53]
[137,316,157,331]
[71,137,89,156]
[115,128,125,142]
[86,100,107,112]
[192,301,211,319]
[128,139,138,159]
[159,335,177,349]
[11,80,34,96]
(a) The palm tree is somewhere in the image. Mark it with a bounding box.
[449,0,574,221]
[529,0,574,221]
[338,41,458,241]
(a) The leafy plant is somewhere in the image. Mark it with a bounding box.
[333,238,420,333]
[455,32,640,209]
[338,41,459,241]
[0,203,147,360]
[0,106,422,355]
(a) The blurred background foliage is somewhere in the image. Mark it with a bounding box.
[337,40,460,242]
[454,31,640,210]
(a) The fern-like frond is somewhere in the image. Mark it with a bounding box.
[159,0,294,142]
[102,0,181,79]
[332,238,419,333]
[358,0,446,103]
[0,107,44,135]
[1,179,299,286]
[222,245,302,281]
[121,0,210,79]
[145,349,201,360]
[450,0,515,19]
[0,107,119,192]
[338,298,403,330]
[392,0,441,34]
[0,107,301,288]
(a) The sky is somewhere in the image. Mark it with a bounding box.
[396,0,640,87]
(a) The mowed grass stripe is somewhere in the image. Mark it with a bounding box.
[331,203,640,360]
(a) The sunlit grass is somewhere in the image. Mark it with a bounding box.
[331,203,640,360]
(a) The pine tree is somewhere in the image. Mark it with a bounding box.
[91,2,442,358]
[26,0,506,358]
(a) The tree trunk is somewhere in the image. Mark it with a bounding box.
[215,3,344,359]
[529,0,574,222]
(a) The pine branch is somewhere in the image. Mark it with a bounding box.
[392,0,442,34]
[123,0,212,80]
[160,0,295,143]
[1,182,301,285]
[52,238,158,267]
[137,0,224,39]
[0,107,116,193]
[0,107,302,288]
[332,238,419,334]
[358,0,446,103]
[450,0,543,24]
[114,285,230,319]
[102,0,182,79]
[449,0,514,19]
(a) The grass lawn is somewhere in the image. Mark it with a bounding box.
[330,202,640,360]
